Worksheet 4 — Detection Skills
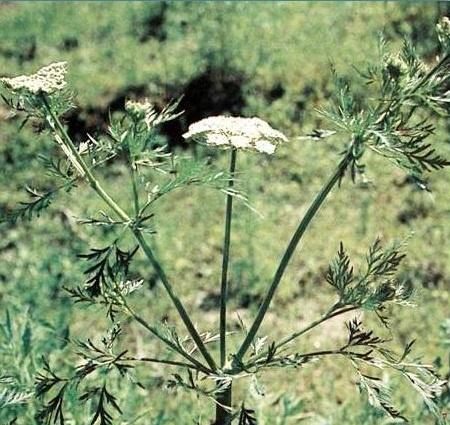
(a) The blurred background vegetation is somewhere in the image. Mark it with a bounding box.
[0,2,449,424]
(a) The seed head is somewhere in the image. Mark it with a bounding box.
[1,62,68,95]
[183,116,288,154]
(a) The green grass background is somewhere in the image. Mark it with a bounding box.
[0,2,449,424]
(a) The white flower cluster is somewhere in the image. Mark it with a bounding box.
[183,116,288,154]
[0,62,68,95]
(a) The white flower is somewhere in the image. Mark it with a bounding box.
[182,116,288,154]
[0,62,68,94]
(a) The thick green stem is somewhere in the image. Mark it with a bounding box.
[220,149,237,367]
[42,97,216,371]
[233,154,351,366]
[214,384,232,425]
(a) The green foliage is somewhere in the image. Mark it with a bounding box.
[326,239,413,315]
[2,186,58,224]
[77,242,138,298]
[0,3,449,425]
[318,38,450,188]
[0,310,71,424]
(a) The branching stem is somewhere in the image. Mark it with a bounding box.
[127,125,140,216]
[243,305,357,370]
[249,346,369,372]
[41,96,129,222]
[411,52,450,93]
[130,165,140,216]
[275,305,357,352]
[132,230,217,371]
[233,153,351,366]
[124,355,198,370]
[122,305,211,374]
[41,96,217,372]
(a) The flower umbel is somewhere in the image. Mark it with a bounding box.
[0,62,67,95]
[183,116,288,154]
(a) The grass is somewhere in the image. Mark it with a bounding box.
[0,2,449,424]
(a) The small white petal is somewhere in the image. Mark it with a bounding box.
[230,135,251,149]
[209,133,229,146]
[254,139,276,154]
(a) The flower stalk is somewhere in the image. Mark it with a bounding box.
[219,148,237,368]
[123,303,212,375]
[132,230,217,371]
[40,95,129,222]
[215,148,237,425]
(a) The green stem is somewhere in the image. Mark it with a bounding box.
[127,125,140,216]
[124,304,211,374]
[133,230,217,371]
[41,95,129,222]
[130,165,140,216]
[220,149,237,367]
[242,305,356,370]
[124,355,199,370]
[214,385,232,425]
[233,154,351,366]
[42,96,217,372]
[275,306,356,351]
[410,52,450,93]
[253,348,360,369]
